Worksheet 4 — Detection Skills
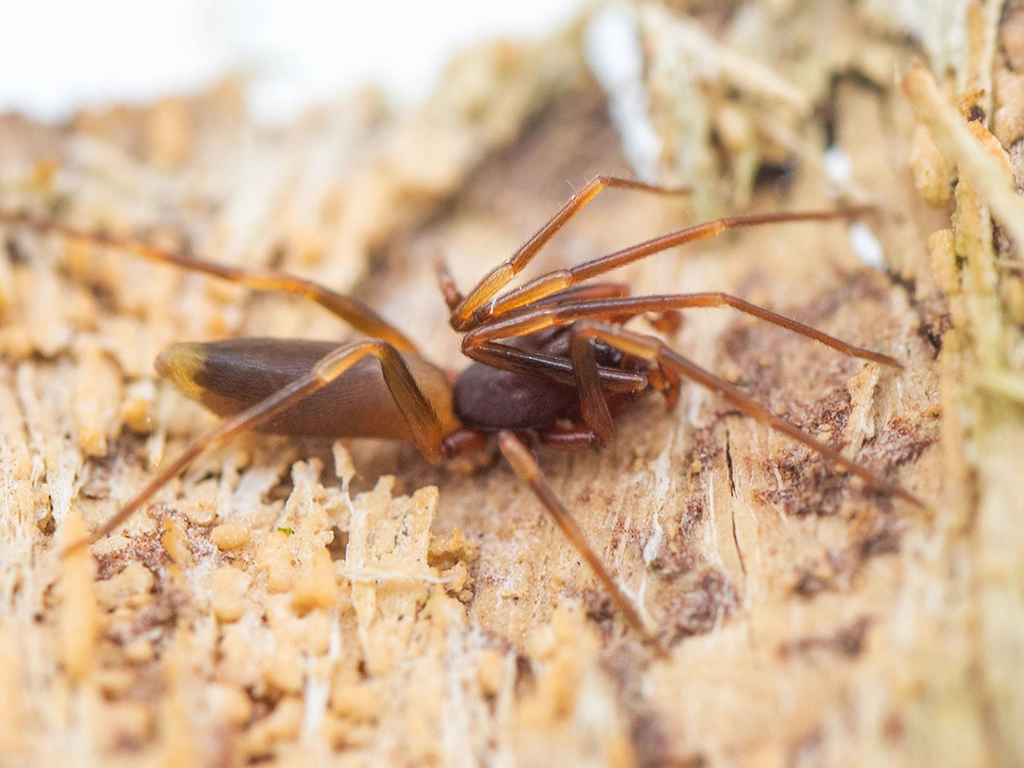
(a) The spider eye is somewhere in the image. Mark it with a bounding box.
[591,339,623,367]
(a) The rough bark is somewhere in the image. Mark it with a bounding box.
[0,2,1020,766]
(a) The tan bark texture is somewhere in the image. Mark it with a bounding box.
[0,1,1021,766]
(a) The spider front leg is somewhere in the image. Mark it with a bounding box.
[465,290,899,366]
[571,321,922,506]
[447,176,690,328]
[473,207,873,329]
[496,430,650,636]
[466,288,900,450]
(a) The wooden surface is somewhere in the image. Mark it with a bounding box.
[0,2,1021,766]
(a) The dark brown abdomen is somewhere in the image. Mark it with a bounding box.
[156,338,459,440]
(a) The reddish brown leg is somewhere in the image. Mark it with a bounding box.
[647,364,682,409]
[474,208,872,328]
[435,256,465,311]
[464,340,647,394]
[0,210,418,352]
[569,332,615,445]
[67,339,446,551]
[440,427,491,458]
[568,323,681,446]
[496,431,649,635]
[465,292,898,367]
[450,176,690,328]
[572,321,922,506]
[537,425,602,451]
[567,320,686,445]
[512,282,631,307]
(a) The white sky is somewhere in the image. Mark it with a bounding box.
[0,0,585,123]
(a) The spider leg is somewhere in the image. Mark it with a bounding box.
[475,208,872,328]
[449,176,689,328]
[496,430,649,635]
[569,331,616,445]
[571,321,923,507]
[537,424,602,451]
[647,363,682,409]
[456,284,655,398]
[504,282,631,306]
[468,288,898,450]
[464,292,899,367]
[435,255,465,311]
[566,321,677,447]
[66,339,446,552]
[463,340,647,393]
[0,210,418,352]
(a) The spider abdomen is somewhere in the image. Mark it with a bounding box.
[157,338,461,440]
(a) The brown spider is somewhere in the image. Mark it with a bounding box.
[0,175,920,636]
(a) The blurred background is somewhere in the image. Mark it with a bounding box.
[0,0,585,123]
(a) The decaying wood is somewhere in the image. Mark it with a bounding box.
[0,1,1020,766]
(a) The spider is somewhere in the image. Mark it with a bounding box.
[1,175,920,635]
